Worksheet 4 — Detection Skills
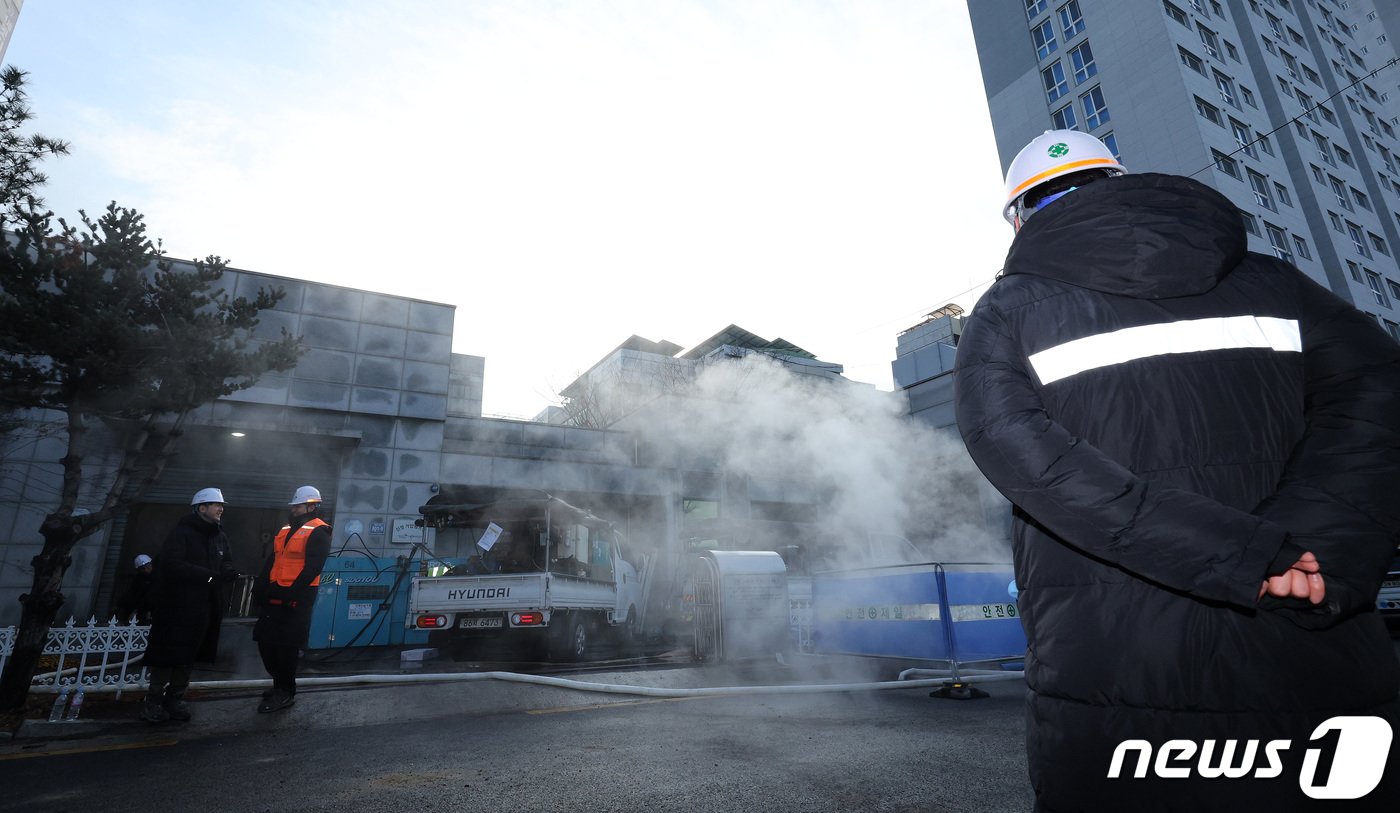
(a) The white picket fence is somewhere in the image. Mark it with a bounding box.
[0,617,150,699]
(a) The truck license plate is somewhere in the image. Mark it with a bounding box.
[460,616,503,629]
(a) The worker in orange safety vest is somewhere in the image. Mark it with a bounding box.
[251,485,331,713]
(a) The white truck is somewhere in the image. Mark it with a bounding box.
[408,495,644,661]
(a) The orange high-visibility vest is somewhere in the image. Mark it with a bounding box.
[269,518,328,587]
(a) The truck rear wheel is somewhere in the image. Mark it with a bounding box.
[549,613,589,662]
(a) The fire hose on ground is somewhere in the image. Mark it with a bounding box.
[167,665,1026,699]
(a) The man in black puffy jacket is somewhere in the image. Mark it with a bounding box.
[142,487,238,723]
[954,130,1400,811]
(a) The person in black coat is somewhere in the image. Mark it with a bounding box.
[114,553,155,624]
[252,485,331,713]
[141,488,238,723]
[954,130,1400,811]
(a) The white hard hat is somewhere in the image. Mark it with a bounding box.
[191,487,225,505]
[134,554,153,568]
[289,485,322,505]
[1003,129,1126,226]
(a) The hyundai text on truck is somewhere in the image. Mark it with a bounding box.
[408,495,644,661]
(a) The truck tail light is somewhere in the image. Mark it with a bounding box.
[511,612,543,626]
[416,615,448,629]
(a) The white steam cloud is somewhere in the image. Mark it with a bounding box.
[612,351,1009,569]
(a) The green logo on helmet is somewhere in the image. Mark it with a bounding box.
[1047,142,1070,158]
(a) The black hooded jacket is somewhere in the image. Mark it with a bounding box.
[144,511,236,666]
[954,173,1400,810]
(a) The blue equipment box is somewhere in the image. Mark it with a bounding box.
[810,563,1025,665]
[307,556,462,650]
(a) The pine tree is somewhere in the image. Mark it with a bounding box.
[0,69,302,711]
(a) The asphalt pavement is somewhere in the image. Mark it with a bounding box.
[0,619,1038,812]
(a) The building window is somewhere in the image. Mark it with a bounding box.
[1302,64,1321,85]
[1330,176,1353,210]
[1081,86,1110,130]
[1242,85,1257,108]
[1195,96,1224,126]
[1353,188,1372,211]
[1249,170,1275,209]
[1319,104,1337,125]
[1026,0,1050,19]
[1263,36,1277,56]
[1214,70,1238,108]
[1101,131,1120,158]
[1213,150,1242,179]
[1231,119,1256,157]
[1296,89,1316,121]
[1257,133,1273,155]
[1242,211,1260,235]
[1385,320,1400,343]
[1210,0,1224,16]
[1199,24,1222,59]
[1370,232,1390,256]
[1265,223,1293,261]
[1274,182,1292,206]
[1278,77,1294,97]
[1033,20,1058,59]
[1348,221,1371,256]
[1336,146,1354,167]
[1224,40,1240,61]
[1292,234,1311,259]
[1164,1,1189,26]
[1389,280,1400,302]
[1059,1,1086,39]
[1180,46,1206,75]
[1052,103,1078,131]
[1042,62,1069,102]
[1347,260,1364,282]
[1366,271,1390,307]
[1069,41,1097,84]
[1313,131,1334,165]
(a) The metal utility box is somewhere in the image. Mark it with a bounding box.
[692,550,790,662]
[810,563,1024,667]
[307,556,461,650]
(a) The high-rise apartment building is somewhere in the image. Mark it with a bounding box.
[966,0,1400,341]
[0,1,20,63]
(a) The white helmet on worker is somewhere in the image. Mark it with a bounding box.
[1003,129,1126,230]
[289,485,322,506]
[190,487,225,505]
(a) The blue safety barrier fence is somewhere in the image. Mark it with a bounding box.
[809,562,1025,675]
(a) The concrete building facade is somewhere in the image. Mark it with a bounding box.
[0,278,873,633]
[966,0,1400,340]
[0,261,480,627]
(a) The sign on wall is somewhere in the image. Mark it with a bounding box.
[390,517,435,547]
